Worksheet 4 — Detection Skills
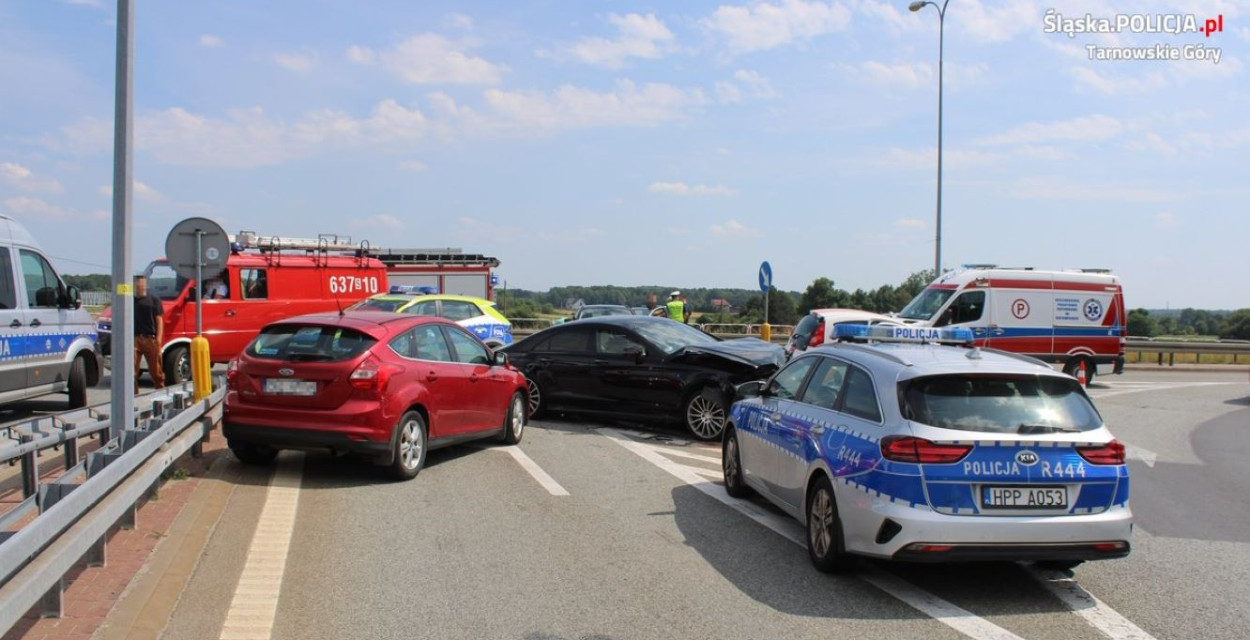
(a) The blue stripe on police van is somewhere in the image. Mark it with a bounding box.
[0,333,94,361]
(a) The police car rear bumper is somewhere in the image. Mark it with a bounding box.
[842,499,1133,562]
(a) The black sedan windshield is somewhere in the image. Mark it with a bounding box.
[633,321,718,355]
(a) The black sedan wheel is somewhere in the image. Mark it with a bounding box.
[526,377,546,419]
[684,387,726,441]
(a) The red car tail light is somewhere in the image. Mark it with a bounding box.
[1076,439,1126,465]
[226,359,240,390]
[881,436,972,464]
[809,319,826,347]
[349,358,404,394]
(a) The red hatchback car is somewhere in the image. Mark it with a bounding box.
[223,311,528,480]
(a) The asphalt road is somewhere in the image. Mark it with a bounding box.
[19,370,1250,640]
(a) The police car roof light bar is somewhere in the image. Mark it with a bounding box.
[833,324,974,345]
[389,285,439,295]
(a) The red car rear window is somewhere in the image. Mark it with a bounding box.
[248,324,377,362]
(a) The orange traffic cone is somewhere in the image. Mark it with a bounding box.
[1076,360,1088,387]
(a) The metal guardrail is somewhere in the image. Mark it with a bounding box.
[0,379,225,633]
[1124,338,1250,365]
[80,291,111,307]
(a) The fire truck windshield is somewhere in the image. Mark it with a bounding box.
[145,261,190,300]
[897,287,955,321]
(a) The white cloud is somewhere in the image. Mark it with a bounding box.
[445,13,475,30]
[398,159,428,172]
[98,180,165,203]
[3,196,76,220]
[1155,212,1179,229]
[350,34,503,85]
[0,163,63,193]
[275,52,317,73]
[563,13,676,69]
[346,45,376,65]
[873,147,1001,170]
[649,181,737,197]
[483,80,706,131]
[837,61,988,89]
[710,219,760,237]
[199,35,224,48]
[894,217,926,230]
[351,214,403,230]
[975,115,1124,146]
[732,69,778,98]
[1008,176,1181,204]
[1071,67,1168,95]
[703,0,851,53]
[950,0,1039,44]
[715,82,743,104]
[1124,132,1177,156]
[127,100,431,168]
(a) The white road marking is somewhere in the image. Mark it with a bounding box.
[497,445,569,496]
[1088,382,1233,400]
[642,443,723,465]
[600,428,1028,640]
[1032,569,1158,640]
[1123,443,1158,468]
[218,454,303,640]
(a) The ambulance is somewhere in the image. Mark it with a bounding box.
[895,265,1126,383]
[96,231,388,384]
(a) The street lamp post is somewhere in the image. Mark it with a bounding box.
[909,0,949,277]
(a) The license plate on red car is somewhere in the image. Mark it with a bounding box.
[981,485,1068,509]
[264,378,316,396]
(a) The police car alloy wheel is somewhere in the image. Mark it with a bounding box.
[806,476,856,573]
[722,427,751,498]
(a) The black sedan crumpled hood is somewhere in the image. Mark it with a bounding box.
[674,338,785,368]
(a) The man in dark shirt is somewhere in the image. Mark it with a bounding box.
[133,275,164,393]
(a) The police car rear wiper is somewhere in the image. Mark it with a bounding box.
[1016,424,1081,434]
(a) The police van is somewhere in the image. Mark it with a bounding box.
[97,231,388,384]
[896,265,1127,384]
[0,215,100,409]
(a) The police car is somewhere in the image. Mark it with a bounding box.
[722,325,1131,573]
[349,287,514,349]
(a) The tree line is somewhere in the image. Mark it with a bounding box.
[497,270,937,326]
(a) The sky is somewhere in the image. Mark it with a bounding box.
[0,0,1246,309]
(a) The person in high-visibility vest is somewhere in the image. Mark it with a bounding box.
[665,291,688,324]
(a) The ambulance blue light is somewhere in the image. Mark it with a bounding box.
[832,324,974,345]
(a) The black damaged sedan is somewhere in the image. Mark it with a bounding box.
[502,316,784,440]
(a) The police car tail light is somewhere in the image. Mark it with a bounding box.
[880,436,972,464]
[1076,439,1125,465]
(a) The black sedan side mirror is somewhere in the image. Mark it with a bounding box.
[735,380,766,399]
[623,344,646,363]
